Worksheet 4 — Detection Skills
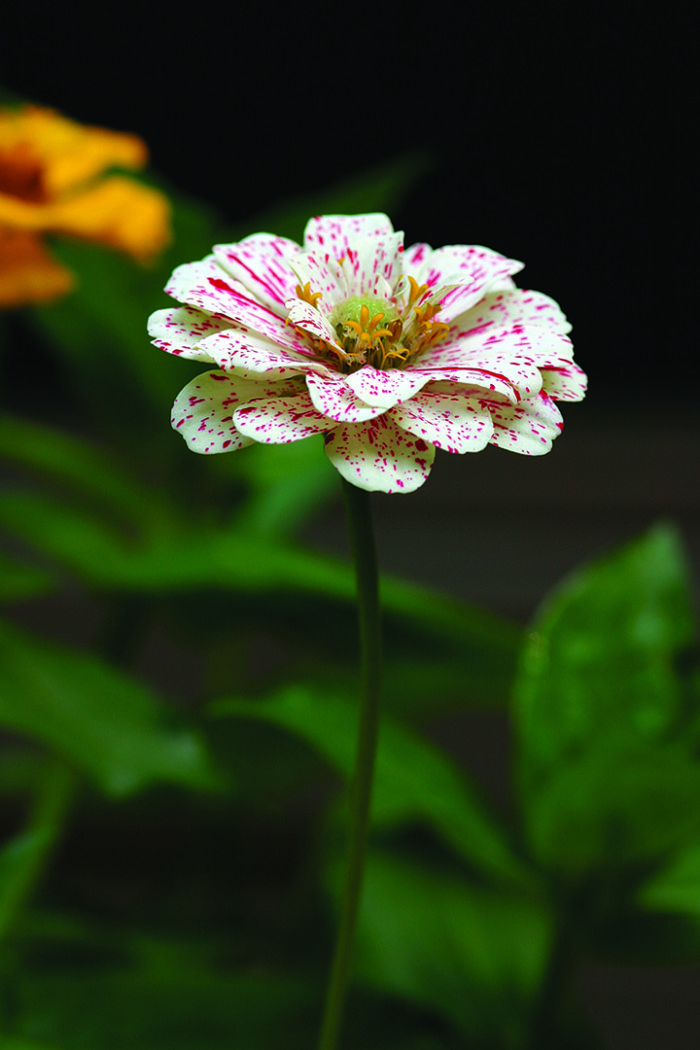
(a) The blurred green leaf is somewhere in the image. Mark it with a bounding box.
[0,488,520,685]
[0,618,216,796]
[15,969,320,1050]
[639,840,700,919]
[351,848,549,1047]
[1,1040,66,1050]
[513,525,699,876]
[0,551,54,601]
[526,744,700,872]
[0,414,166,529]
[233,439,337,539]
[212,686,528,886]
[515,524,695,779]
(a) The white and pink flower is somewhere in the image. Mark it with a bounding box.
[149,213,586,493]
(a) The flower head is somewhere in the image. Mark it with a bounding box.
[150,214,586,493]
[0,104,171,307]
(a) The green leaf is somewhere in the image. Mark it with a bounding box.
[0,550,54,601]
[639,840,700,919]
[525,744,700,872]
[0,414,166,529]
[351,848,549,1046]
[0,618,216,796]
[0,489,520,701]
[513,525,699,875]
[211,686,528,886]
[515,525,695,776]
[233,439,337,539]
[16,969,320,1050]
[0,1040,67,1050]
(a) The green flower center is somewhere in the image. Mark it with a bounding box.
[293,279,449,373]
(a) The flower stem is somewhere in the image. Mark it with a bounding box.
[317,479,383,1050]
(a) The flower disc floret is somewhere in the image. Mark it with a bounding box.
[150,213,586,493]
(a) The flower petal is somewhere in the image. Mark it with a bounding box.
[410,244,524,321]
[165,256,247,317]
[234,388,332,444]
[0,228,73,307]
[324,415,436,494]
[213,233,300,310]
[198,325,322,378]
[148,306,228,362]
[170,371,301,454]
[346,366,430,409]
[456,288,572,337]
[483,390,564,455]
[390,384,494,454]
[419,324,545,397]
[304,213,395,255]
[541,362,588,401]
[0,176,170,260]
[411,366,518,403]
[284,294,339,344]
[166,258,311,352]
[0,104,148,198]
[305,372,386,423]
[303,214,403,297]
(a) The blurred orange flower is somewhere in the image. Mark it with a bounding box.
[0,104,171,307]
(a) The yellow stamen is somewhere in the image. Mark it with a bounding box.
[295,281,322,308]
[405,275,430,309]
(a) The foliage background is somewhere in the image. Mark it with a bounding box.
[0,10,697,1050]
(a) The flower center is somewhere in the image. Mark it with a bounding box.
[0,143,47,203]
[294,277,449,373]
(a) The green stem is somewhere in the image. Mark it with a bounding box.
[317,479,383,1050]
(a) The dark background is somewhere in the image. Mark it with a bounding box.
[3,11,697,1048]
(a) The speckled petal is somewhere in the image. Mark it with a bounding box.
[410,245,524,321]
[390,384,494,454]
[402,242,432,271]
[456,288,572,337]
[304,214,395,255]
[540,362,588,401]
[171,371,302,454]
[165,256,248,318]
[410,365,518,403]
[305,372,386,423]
[346,366,430,409]
[148,306,229,362]
[324,415,436,494]
[198,325,322,378]
[483,390,564,455]
[213,234,301,310]
[303,214,403,298]
[419,324,544,398]
[285,295,339,344]
[167,258,296,348]
[234,389,333,444]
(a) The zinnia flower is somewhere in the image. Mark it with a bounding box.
[0,104,171,307]
[150,213,586,493]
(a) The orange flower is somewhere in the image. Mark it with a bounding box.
[0,104,171,307]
